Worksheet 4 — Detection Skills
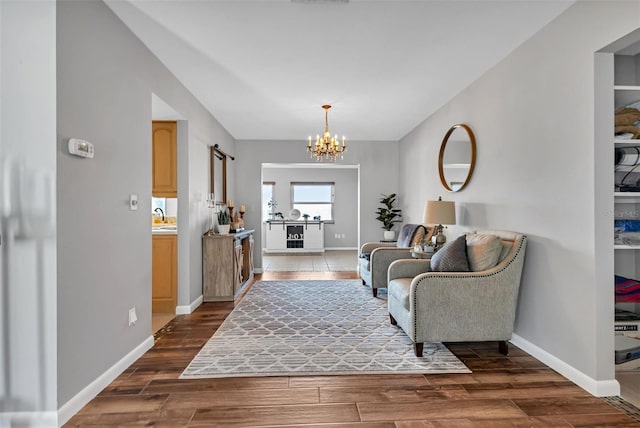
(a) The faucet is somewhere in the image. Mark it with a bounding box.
[154,207,165,222]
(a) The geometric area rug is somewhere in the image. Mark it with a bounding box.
[180,280,470,378]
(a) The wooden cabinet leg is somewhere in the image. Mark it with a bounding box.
[414,342,424,357]
[498,340,508,355]
[389,313,397,325]
[372,288,378,297]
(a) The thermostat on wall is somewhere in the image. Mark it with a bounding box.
[68,138,94,158]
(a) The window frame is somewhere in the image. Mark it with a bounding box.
[262,181,275,222]
[290,181,335,223]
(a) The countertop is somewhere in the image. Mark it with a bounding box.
[152,223,177,235]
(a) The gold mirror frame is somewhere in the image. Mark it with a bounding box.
[210,145,227,203]
[438,123,476,192]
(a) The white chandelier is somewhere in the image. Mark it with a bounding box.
[306,105,347,161]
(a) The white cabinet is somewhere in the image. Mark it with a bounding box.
[265,223,286,250]
[303,223,324,250]
[264,221,324,253]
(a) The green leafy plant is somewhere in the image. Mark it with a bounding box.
[375,193,402,231]
[217,209,231,225]
[302,213,310,221]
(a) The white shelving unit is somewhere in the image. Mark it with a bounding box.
[613,75,640,372]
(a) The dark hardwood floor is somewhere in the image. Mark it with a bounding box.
[65,272,640,427]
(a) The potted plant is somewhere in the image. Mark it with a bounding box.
[217,209,231,234]
[267,199,278,220]
[302,213,310,222]
[376,193,403,240]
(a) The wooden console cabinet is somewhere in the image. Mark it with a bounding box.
[203,229,254,302]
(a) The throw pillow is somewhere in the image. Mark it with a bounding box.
[430,234,469,272]
[466,233,502,271]
[411,226,427,247]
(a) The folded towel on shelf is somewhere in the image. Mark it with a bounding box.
[616,147,640,166]
[615,231,640,246]
[616,275,640,303]
[615,167,640,191]
[617,133,636,140]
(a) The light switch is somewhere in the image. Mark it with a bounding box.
[129,194,138,211]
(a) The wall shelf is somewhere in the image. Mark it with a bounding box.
[614,85,640,91]
[615,245,640,250]
[615,139,640,146]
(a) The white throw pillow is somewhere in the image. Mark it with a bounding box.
[466,234,503,272]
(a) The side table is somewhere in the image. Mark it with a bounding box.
[411,251,434,259]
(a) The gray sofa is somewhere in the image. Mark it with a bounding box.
[359,224,433,297]
[387,230,527,357]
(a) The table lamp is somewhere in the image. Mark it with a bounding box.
[423,196,456,251]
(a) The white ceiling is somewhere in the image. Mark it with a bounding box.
[106,0,574,141]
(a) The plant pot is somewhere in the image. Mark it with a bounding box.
[218,224,231,235]
[383,230,396,240]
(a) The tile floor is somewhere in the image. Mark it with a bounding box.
[262,249,358,272]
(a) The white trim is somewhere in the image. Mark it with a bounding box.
[0,411,58,427]
[254,267,263,273]
[510,334,620,397]
[176,295,203,315]
[324,247,358,251]
[262,163,359,170]
[57,335,154,426]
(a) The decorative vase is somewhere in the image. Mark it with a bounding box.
[218,224,230,235]
[383,230,395,240]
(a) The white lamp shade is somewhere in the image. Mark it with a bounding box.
[423,199,456,225]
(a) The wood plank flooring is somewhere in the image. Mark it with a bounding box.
[64,272,640,427]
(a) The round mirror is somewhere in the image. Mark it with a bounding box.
[438,123,476,192]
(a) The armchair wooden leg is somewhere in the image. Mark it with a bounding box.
[414,342,424,357]
[498,341,508,355]
[362,279,366,285]
[372,288,378,297]
[389,313,397,325]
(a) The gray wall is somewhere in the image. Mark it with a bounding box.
[235,140,399,269]
[262,166,359,248]
[56,0,233,406]
[398,0,640,394]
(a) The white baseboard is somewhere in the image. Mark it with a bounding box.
[0,411,58,427]
[176,294,203,315]
[510,333,620,397]
[57,335,154,426]
[324,247,358,251]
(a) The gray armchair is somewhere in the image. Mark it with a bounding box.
[387,230,527,357]
[359,224,433,297]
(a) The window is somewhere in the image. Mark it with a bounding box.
[262,181,275,221]
[291,182,334,222]
[151,197,166,214]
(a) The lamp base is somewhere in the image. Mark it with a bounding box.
[433,224,446,251]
